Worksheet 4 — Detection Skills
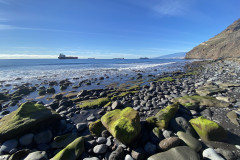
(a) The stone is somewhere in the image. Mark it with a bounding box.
[0,139,18,154]
[144,142,156,154]
[196,84,226,96]
[8,149,31,160]
[216,96,236,103]
[215,148,236,160]
[89,119,105,136]
[83,158,100,160]
[131,147,146,160]
[125,154,134,160]
[148,146,200,160]
[189,116,227,141]
[162,130,173,138]
[51,133,78,149]
[0,102,60,142]
[96,137,107,144]
[170,117,196,136]
[202,148,224,160]
[0,155,10,160]
[174,96,230,110]
[159,137,180,151]
[19,133,34,146]
[34,130,52,144]
[111,100,122,110]
[101,107,141,144]
[51,137,85,160]
[76,123,88,132]
[93,144,108,154]
[24,151,48,160]
[227,111,239,126]
[109,146,125,160]
[177,131,202,152]
[146,103,179,129]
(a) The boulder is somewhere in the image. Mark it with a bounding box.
[89,119,105,136]
[0,102,60,142]
[24,151,48,160]
[34,130,52,144]
[146,103,179,129]
[51,137,84,160]
[177,131,202,152]
[170,117,196,136]
[174,96,229,110]
[227,111,239,126]
[147,146,200,160]
[189,116,227,141]
[0,139,18,154]
[202,148,224,160]
[51,133,78,149]
[19,133,34,146]
[101,107,141,144]
[159,137,180,151]
[196,84,226,96]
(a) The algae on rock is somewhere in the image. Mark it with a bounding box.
[146,103,179,129]
[101,107,141,144]
[50,137,84,160]
[77,97,109,109]
[174,96,230,110]
[189,116,227,141]
[0,102,60,142]
[89,119,105,136]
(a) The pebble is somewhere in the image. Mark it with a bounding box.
[0,139,18,154]
[76,123,87,132]
[203,148,225,160]
[0,155,10,160]
[24,151,48,160]
[93,144,108,154]
[159,137,180,151]
[162,130,173,138]
[19,133,34,146]
[125,154,134,160]
[109,146,125,160]
[144,142,156,154]
[83,157,100,160]
[34,130,52,144]
[96,137,107,144]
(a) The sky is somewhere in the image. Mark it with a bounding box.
[0,0,239,59]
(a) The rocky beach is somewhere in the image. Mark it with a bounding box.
[0,58,240,160]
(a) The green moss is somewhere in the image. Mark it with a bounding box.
[0,102,60,142]
[156,77,174,82]
[174,96,229,109]
[51,137,84,160]
[101,107,141,144]
[175,71,198,79]
[89,119,105,136]
[52,133,78,149]
[104,102,112,108]
[189,116,227,141]
[118,91,138,97]
[146,103,179,129]
[77,97,109,109]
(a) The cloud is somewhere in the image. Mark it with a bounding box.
[0,54,57,59]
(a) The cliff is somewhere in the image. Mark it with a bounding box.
[185,18,240,59]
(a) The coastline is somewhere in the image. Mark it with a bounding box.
[0,59,240,159]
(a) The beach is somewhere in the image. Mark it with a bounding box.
[0,58,240,160]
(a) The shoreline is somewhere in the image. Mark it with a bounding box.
[0,58,240,159]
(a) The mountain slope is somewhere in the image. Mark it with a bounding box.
[185,19,240,59]
[154,52,186,59]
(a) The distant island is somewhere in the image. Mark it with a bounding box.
[139,57,149,59]
[58,53,78,59]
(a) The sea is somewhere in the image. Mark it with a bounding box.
[0,59,191,85]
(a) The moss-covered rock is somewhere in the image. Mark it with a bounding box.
[156,77,174,82]
[196,84,226,96]
[189,116,227,141]
[77,97,109,109]
[38,89,46,96]
[51,133,78,149]
[47,87,56,94]
[174,96,230,110]
[0,102,60,142]
[101,107,141,144]
[50,137,84,160]
[89,119,105,136]
[146,103,179,129]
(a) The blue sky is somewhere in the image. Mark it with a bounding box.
[0,0,239,59]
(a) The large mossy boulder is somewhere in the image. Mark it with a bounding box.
[50,137,84,160]
[101,107,141,144]
[189,116,227,141]
[146,103,179,129]
[89,119,105,136]
[0,102,60,142]
[174,96,229,110]
[148,146,200,160]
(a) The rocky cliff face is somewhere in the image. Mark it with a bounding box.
[185,19,240,59]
